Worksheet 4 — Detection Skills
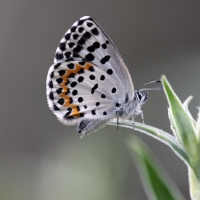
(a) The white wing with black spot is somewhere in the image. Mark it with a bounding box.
[46,16,135,134]
[54,16,134,100]
[46,61,124,126]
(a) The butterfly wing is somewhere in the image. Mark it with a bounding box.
[47,16,134,134]
[46,61,124,134]
[54,16,134,100]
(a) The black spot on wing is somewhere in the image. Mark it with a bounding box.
[70,82,77,87]
[54,63,61,69]
[91,84,98,94]
[111,87,116,93]
[58,70,66,76]
[87,45,95,52]
[100,55,110,64]
[93,42,100,48]
[48,80,53,88]
[78,97,83,103]
[83,32,91,39]
[78,61,86,65]
[64,108,72,118]
[78,76,84,82]
[102,43,107,49]
[80,113,85,117]
[73,34,79,40]
[78,27,84,33]
[101,94,106,98]
[116,103,121,107]
[100,75,105,81]
[59,42,66,51]
[91,110,96,115]
[70,26,76,32]
[69,97,73,104]
[87,22,93,27]
[85,53,94,61]
[65,33,70,40]
[107,69,113,75]
[72,90,78,96]
[89,75,95,80]
[73,45,82,53]
[50,72,54,78]
[53,104,60,111]
[69,42,75,48]
[56,88,62,95]
[67,63,75,69]
[78,19,84,25]
[49,92,54,100]
[55,53,64,60]
[78,37,86,45]
[77,68,84,74]
[91,28,99,35]
[88,66,94,72]
[58,98,64,105]
[56,78,63,84]
[65,52,71,58]
[87,42,100,52]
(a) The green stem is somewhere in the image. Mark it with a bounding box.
[189,168,200,200]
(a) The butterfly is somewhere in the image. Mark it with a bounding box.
[46,16,160,135]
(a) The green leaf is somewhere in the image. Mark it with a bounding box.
[183,96,193,116]
[196,107,200,143]
[126,136,186,200]
[108,120,190,167]
[189,168,200,200]
[161,76,197,159]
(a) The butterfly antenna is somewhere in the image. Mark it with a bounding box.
[139,79,161,91]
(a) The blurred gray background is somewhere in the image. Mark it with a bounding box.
[1,1,200,199]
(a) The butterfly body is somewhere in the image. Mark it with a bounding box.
[46,16,150,135]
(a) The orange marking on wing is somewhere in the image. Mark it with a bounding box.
[62,96,72,107]
[84,62,93,70]
[71,105,80,115]
[67,104,81,118]
[58,62,94,108]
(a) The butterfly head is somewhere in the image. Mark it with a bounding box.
[134,79,161,103]
[133,90,148,104]
[131,79,161,115]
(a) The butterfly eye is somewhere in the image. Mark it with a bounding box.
[138,93,142,100]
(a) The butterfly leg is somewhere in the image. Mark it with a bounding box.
[135,109,145,124]
[140,111,145,124]
[131,109,145,127]
[131,113,135,129]
[116,112,120,133]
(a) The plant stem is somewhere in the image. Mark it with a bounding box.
[189,168,200,200]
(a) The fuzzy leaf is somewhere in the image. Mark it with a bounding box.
[182,96,196,126]
[161,76,197,158]
[196,107,200,142]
